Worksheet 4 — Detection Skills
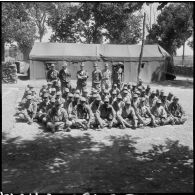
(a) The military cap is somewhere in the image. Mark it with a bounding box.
[133,94,138,98]
[56,91,62,96]
[140,97,146,102]
[123,90,128,94]
[80,63,84,66]
[94,80,100,84]
[31,88,36,92]
[82,88,87,92]
[92,94,97,98]
[50,98,56,103]
[47,82,52,85]
[112,90,117,95]
[160,90,164,93]
[26,95,32,100]
[43,93,49,98]
[55,100,62,106]
[162,93,167,97]
[117,94,122,99]
[96,95,101,101]
[74,94,80,98]
[113,84,117,87]
[28,84,33,88]
[132,84,136,87]
[80,97,86,102]
[147,85,151,89]
[68,93,73,97]
[51,64,55,67]
[75,89,80,94]
[93,63,97,67]
[104,90,109,94]
[126,99,131,104]
[173,96,179,100]
[118,62,123,65]
[105,63,109,67]
[104,97,109,102]
[156,99,162,104]
[51,88,56,92]
[135,90,140,95]
[64,88,69,93]
[151,91,156,94]
[138,86,142,90]
[10,64,16,67]
[139,78,143,82]
[62,62,67,66]
[27,91,32,95]
[123,83,127,86]
[42,89,47,93]
[123,86,128,90]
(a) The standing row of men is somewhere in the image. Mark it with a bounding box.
[16,78,187,133]
[46,61,124,94]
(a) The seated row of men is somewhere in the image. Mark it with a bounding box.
[16,81,187,133]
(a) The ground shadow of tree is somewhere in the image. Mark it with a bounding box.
[2,134,193,193]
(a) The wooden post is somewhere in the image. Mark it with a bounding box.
[137,13,146,82]
[182,41,185,66]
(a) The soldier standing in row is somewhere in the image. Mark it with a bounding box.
[92,63,102,91]
[47,64,59,83]
[101,63,111,91]
[76,63,88,94]
[59,62,71,93]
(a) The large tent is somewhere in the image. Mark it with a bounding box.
[29,42,170,83]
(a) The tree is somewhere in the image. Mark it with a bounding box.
[146,3,193,56]
[1,2,37,61]
[27,2,55,42]
[47,2,144,44]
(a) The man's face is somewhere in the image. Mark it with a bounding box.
[27,99,32,104]
[51,66,55,70]
[156,103,161,107]
[80,65,84,70]
[94,66,97,71]
[117,98,121,102]
[105,65,108,70]
[133,97,137,102]
[104,101,109,107]
[43,97,48,102]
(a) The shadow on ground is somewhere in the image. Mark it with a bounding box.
[153,78,193,89]
[2,132,193,193]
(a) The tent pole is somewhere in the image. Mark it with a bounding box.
[137,12,146,83]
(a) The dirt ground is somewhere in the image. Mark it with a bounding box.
[2,76,193,193]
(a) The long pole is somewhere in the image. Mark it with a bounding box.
[137,12,146,82]
[182,41,185,66]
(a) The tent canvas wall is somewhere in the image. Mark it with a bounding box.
[29,42,170,83]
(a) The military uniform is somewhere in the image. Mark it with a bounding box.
[59,68,71,93]
[18,95,37,124]
[92,69,102,89]
[101,68,111,90]
[46,101,70,132]
[47,69,59,82]
[76,69,88,94]
[168,99,187,125]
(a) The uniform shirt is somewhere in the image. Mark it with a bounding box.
[90,101,103,114]
[47,107,68,123]
[64,100,72,110]
[137,105,152,118]
[47,69,59,82]
[76,104,92,120]
[99,104,116,120]
[59,69,71,83]
[149,96,158,108]
[102,69,111,81]
[151,105,167,119]
[121,106,137,120]
[68,101,78,119]
[162,100,171,115]
[38,101,50,113]
[92,70,102,83]
[109,96,117,105]
[112,100,125,114]
[168,102,185,117]
[77,70,88,86]
[24,102,37,118]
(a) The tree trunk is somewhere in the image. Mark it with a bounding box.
[1,40,5,61]
[137,13,146,82]
[182,41,185,66]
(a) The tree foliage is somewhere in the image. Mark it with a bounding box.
[146,3,193,55]
[47,2,144,44]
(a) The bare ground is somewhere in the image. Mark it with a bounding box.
[2,77,193,193]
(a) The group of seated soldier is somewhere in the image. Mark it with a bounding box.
[16,79,187,133]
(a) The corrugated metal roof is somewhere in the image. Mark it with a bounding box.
[29,42,170,61]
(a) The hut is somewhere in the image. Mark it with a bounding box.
[29,42,171,83]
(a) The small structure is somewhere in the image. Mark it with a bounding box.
[29,42,171,83]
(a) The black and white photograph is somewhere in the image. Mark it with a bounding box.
[2,1,193,193]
